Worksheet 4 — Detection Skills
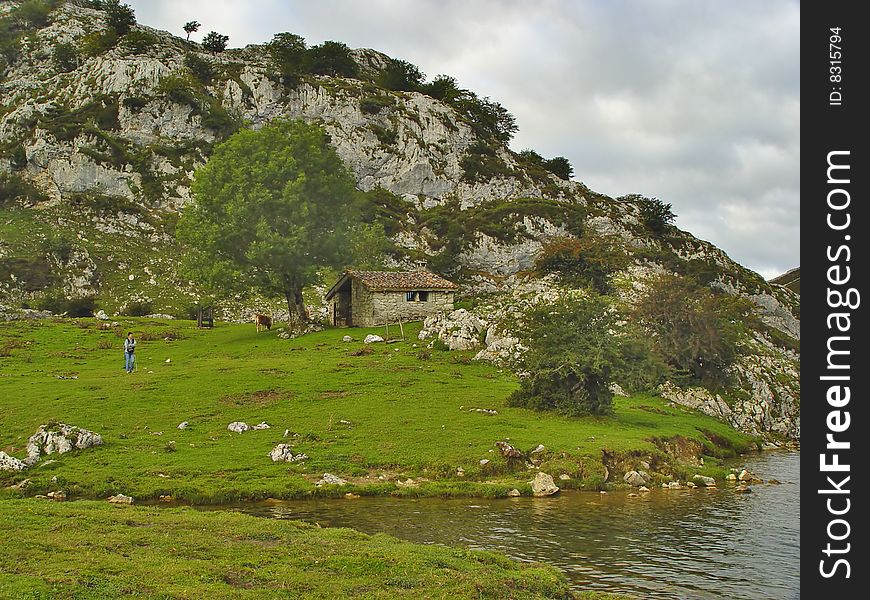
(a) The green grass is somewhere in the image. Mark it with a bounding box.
[0,318,754,503]
[0,499,575,599]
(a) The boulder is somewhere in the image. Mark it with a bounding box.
[269,444,294,462]
[227,422,249,433]
[0,452,26,472]
[342,335,353,342]
[623,470,650,487]
[738,469,752,482]
[176,421,188,430]
[252,422,270,430]
[479,459,490,467]
[27,423,103,459]
[507,489,521,497]
[108,494,134,504]
[47,491,66,501]
[559,474,571,481]
[396,478,419,488]
[638,486,650,493]
[726,473,738,481]
[95,309,109,320]
[530,444,546,455]
[693,474,716,487]
[530,472,559,497]
[667,481,682,489]
[316,473,348,486]
[495,441,523,459]
[363,334,384,344]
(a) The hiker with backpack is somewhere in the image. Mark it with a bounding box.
[124,332,136,373]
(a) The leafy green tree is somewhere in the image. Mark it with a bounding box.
[421,75,461,102]
[633,274,752,386]
[202,31,229,53]
[14,0,55,27]
[620,194,676,234]
[543,156,573,180]
[304,41,358,77]
[103,0,135,36]
[518,149,545,166]
[183,20,200,41]
[177,119,361,324]
[267,32,306,84]
[379,58,424,91]
[508,294,643,416]
[184,53,214,84]
[452,92,518,143]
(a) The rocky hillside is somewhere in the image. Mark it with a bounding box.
[0,0,799,440]
[770,267,800,295]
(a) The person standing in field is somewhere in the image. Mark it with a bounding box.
[124,332,136,373]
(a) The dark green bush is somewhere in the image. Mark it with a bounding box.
[304,41,358,77]
[123,300,153,317]
[53,42,79,72]
[120,30,157,54]
[184,53,214,84]
[103,0,135,36]
[0,256,54,291]
[202,31,228,53]
[534,235,629,293]
[378,58,424,91]
[620,194,676,235]
[421,75,460,102]
[80,30,119,57]
[359,94,394,114]
[65,296,98,317]
[508,294,640,416]
[122,96,149,112]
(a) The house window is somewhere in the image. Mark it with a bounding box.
[406,291,415,302]
[418,291,429,302]
[405,291,430,302]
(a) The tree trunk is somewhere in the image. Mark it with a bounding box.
[284,284,307,329]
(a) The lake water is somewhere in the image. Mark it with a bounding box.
[222,451,799,599]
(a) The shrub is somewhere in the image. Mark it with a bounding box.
[421,75,460,102]
[103,0,135,36]
[0,256,54,291]
[633,273,752,386]
[534,235,629,293]
[359,94,394,114]
[157,73,201,108]
[460,141,516,182]
[0,173,48,205]
[378,58,424,92]
[80,30,119,57]
[65,296,97,317]
[370,124,397,146]
[184,53,214,84]
[507,294,640,416]
[201,31,228,53]
[620,194,676,235]
[53,42,79,72]
[543,156,573,180]
[120,30,158,54]
[123,300,153,317]
[267,32,306,85]
[14,0,56,27]
[451,92,517,143]
[304,41,358,77]
[122,96,149,112]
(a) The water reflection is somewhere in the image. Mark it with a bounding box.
[220,452,799,599]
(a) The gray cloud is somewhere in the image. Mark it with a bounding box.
[127,0,799,278]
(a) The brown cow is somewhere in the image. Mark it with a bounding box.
[254,313,272,332]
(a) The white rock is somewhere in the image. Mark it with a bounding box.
[95,309,109,320]
[252,421,270,430]
[507,488,521,497]
[530,444,546,454]
[529,472,559,497]
[363,334,384,344]
[269,444,294,462]
[342,335,353,342]
[108,494,134,504]
[227,422,249,433]
[0,451,26,472]
[479,459,490,467]
[176,421,188,430]
[693,474,716,487]
[316,473,348,486]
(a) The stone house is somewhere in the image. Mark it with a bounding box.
[325,270,458,327]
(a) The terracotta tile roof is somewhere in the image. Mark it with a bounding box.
[326,270,458,299]
[349,270,459,291]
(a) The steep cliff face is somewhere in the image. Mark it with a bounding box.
[0,1,799,440]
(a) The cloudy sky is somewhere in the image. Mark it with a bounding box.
[127,0,800,279]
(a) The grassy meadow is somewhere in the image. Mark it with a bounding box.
[0,499,592,599]
[0,317,755,503]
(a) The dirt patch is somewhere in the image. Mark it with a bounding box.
[220,389,291,407]
[319,390,348,399]
[349,347,375,356]
[649,435,705,462]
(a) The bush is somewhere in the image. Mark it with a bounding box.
[122,96,149,112]
[184,53,214,84]
[304,41,358,77]
[267,32,306,85]
[534,235,629,293]
[65,296,97,317]
[14,0,56,27]
[0,256,54,291]
[378,58,424,91]
[421,75,460,102]
[123,300,153,317]
[120,30,158,54]
[543,156,573,180]
[53,42,79,72]
[103,0,135,36]
[507,294,640,416]
[620,194,676,235]
[202,31,228,53]
[359,94,394,114]
[633,274,752,386]
[157,73,200,108]
[80,30,119,57]
[0,173,48,205]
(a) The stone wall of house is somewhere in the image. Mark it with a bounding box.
[370,291,454,325]
[351,279,375,326]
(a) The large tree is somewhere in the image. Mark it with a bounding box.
[177,119,360,324]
